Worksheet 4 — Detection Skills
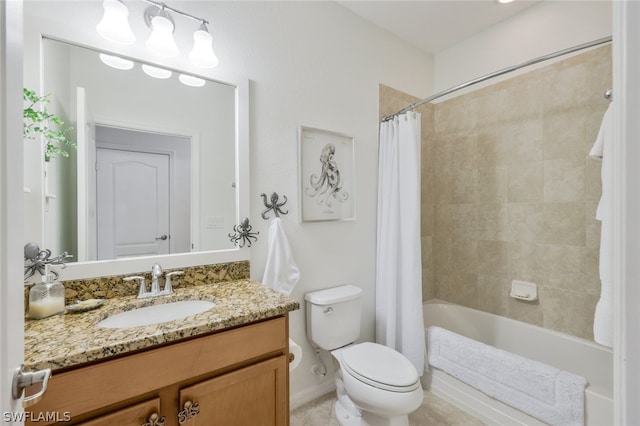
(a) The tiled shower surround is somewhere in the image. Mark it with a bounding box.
[380,45,611,340]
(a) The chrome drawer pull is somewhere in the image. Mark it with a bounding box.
[178,400,200,424]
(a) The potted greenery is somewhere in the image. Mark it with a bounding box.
[23,88,75,162]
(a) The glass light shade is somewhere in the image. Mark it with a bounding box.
[142,64,172,79]
[146,12,179,58]
[96,0,136,45]
[179,74,206,87]
[188,25,219,68]
[99,53,134,70]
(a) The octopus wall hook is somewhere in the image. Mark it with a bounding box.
[261,192,289,219]
[23,242,73,281]
[229,218,259,248]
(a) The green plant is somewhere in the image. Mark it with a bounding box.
[23,88,75,162]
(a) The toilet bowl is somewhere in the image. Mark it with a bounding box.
[305,285,424,426]
[331,342,423,426]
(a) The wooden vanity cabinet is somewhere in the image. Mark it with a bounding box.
[179,355,288,426]
[26,316,290,426]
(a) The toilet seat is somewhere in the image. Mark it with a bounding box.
[341,342,421,392]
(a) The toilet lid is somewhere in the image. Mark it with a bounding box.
[341,342,420,392]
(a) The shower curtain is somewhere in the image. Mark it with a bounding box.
[375,111,425,374]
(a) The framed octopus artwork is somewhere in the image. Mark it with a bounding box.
[298,126,355,222]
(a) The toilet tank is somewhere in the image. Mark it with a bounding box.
[305,285,362,350]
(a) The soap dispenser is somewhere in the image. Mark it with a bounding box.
[28,265,65,319]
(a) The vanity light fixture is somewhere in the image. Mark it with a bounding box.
[178,74,206,87]
[145,6,179,58]
[188,23,219,68]
[97,0,219,68]
[96,0,136,45]
[99,53,135,70]
[142,64,172,79]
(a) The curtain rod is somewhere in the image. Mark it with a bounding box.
[382,36,613,122]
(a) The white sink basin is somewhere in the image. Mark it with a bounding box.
[97,300,215,329]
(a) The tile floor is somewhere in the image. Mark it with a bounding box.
[290,390,485,426]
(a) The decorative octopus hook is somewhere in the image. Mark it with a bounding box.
[23,242,72,281]
[229,217,259,248]
[261,192,288,220]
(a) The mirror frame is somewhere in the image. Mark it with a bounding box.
[24,6,250,280]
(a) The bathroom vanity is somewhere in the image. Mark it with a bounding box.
[23,279,299,426]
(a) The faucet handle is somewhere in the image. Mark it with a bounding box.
[123,276,147,298]
[164,271,184,293]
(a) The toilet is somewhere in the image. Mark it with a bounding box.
[305,285,423,426]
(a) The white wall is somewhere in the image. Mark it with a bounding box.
[23,0,434,407]
[434,1,612,95]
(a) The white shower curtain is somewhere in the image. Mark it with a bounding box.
[375,111,425,374]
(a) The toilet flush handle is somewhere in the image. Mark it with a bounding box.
[324,307,333,314]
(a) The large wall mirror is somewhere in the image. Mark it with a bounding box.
[23,10,249,279]
[41,37,238,261]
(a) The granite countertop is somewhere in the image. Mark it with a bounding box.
[24,279,299,372]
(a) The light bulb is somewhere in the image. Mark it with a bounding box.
[142,64,172,79]
[96,0,136,45]
[188,23,219,68]
[179,74,206,87]
[99,53,134,70]
[146,9,179,58]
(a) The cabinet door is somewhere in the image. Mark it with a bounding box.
[77,398,163,426]
[179,355,288,426]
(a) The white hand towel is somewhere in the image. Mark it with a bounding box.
[262,218,300,296]
[590,103,613,347]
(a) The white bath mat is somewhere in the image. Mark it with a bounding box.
[427,326,587,426]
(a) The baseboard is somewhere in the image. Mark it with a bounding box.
[290,381,336,410]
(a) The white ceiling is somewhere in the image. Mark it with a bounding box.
[337,0,541,54]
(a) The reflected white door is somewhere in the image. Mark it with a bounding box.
[96,149,170,259]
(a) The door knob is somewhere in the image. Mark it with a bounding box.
[155,235,168,241]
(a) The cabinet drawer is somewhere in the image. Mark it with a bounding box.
[179,355,288,426]
[28,316,287,425]
[77,398,161,426]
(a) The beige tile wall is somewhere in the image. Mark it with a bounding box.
[380,44,611,340]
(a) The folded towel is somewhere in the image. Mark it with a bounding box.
[262,218,300,296]
[428,326,587,426]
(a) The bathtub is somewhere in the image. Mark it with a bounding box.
[423,300,613,426]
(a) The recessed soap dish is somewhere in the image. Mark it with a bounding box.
[510,280,537,301]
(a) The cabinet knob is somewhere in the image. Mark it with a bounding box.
[178,400,200,424]
[142,412,166,426]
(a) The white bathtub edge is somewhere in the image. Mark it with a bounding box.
[428,369,547,426]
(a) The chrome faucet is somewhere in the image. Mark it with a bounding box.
[123,263,183,299]
[150,263,163,295]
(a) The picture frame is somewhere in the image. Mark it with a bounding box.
[298,126,355,222]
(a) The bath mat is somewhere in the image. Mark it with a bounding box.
[427,326,587,426]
